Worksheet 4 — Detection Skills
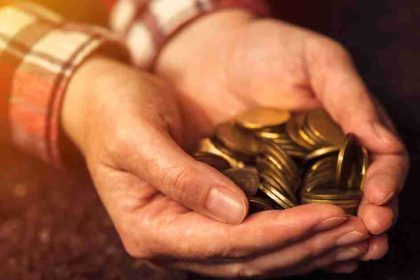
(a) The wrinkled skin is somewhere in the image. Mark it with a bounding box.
[61,10,408,278]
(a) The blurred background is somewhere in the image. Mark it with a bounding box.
[0,0,418,279]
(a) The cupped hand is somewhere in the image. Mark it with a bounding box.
[60,56,370,277]
[156,10,409,263]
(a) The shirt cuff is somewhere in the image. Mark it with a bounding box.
[0,2,129,168]
[110,0,271,68]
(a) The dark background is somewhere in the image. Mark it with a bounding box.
[1,1,419,279]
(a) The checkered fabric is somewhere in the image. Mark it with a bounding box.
[0,0,270,167]
[109,0,271,67]
[0,2,129,167]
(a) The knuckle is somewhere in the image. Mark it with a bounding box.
[323,39,351,60]
[164,166,202,204]
[121,235,153,259]
[310,37,352,66]
[223,245,250,259]
[306,238,327,258]
[234,265,263,278]
[220,228,253,259]
[106,125,133,156]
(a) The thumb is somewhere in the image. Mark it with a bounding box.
[307,40,404,154]
[119,120,249,224]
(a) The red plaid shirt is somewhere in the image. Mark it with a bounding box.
[0,0,270,167]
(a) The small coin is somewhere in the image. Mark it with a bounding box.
[194,152,231,171]
[197,138,244,168]
[308,156,337,173]
[260,169,297,204]
[302,184,361,201]
[214,122,260,159]
[260,182,295,209]
[193,108,368,217]
[260,142,299,181]
[237,108,291,130]
[336,134,366,189]
[304,146,340,163]
[249,197,276,213]
[306,109,345,146]
[286,114,314,150]
[224,168,260,197]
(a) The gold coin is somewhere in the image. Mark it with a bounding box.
[302,198,359,206]
[260,182,295,209]
[255,131,282,140]
[256,156,295,191]
[260,169,297,204]
[237,108,291,130]
[360,148,369,189]
[249,197,276,213]
[336,134,366,189]
[286,114,314,150]
[214,122,260,159]
[306,109,345,146]
[304,146,340,163]
[197,138,244,168]
[194,152,231,171]
[298,124,319,148]
[301,121,329,147]
[302,184,361,201]
[260,142,299,179]
[224,168,260,198]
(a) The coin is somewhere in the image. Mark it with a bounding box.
[286,114,314,150]
[260,142,299,180]
[336,134,366,189]
[194,152,231,171]
[193,107,369,217]
[256,156,295,192]
[197,138,244,168]
[304,146,340,163]
[237,108,291,130]
[306,109,345,146]
[260,169,297,204]
[224,168,260,197]
[259,182,295,209]
[249,197,276,213]
[214,122,260,159]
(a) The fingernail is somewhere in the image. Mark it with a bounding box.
[336,247,362,261]
[314,216,348,232]
[206,187,247,224]
[336,231,368,246]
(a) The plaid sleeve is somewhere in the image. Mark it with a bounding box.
[0,2,129,167]
[108,0,271,68]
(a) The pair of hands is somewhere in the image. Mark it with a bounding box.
[62,10,408,278]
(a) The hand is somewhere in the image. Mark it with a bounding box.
[156,10,409,264]
[61,56,370,277]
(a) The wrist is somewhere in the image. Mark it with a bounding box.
[62,56,132,155]
[155,9,256,80]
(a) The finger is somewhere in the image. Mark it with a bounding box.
[135,204,348,260]
[307,38,405,155]
[361,234,389,261]
[173,244,366,278]
[326,261,360,274]
[363,153,408,206]
[171,217,368,278]
[280,243,366,277]
[358,198,397,235]
[228,216,368,275]
[114,117,249,225]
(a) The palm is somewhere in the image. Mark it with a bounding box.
[164,20,322,149]
[157,14,408,261]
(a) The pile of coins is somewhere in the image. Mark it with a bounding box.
[194,108,368,215]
